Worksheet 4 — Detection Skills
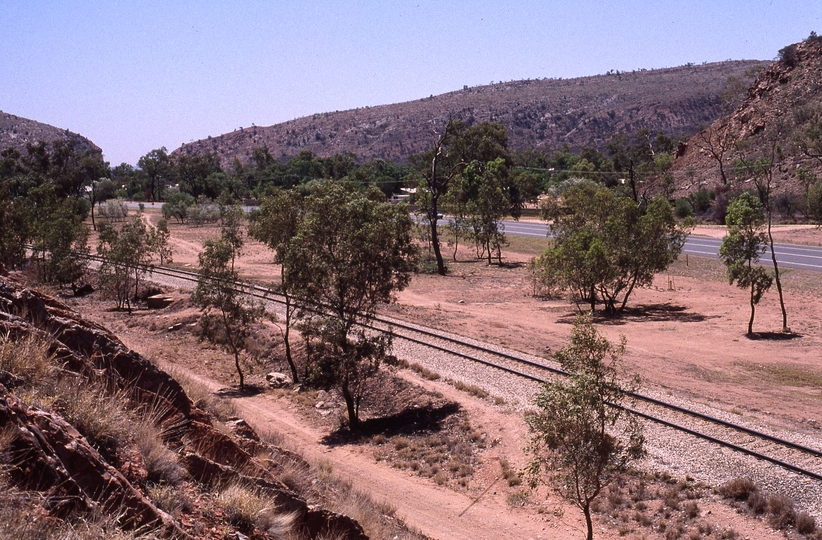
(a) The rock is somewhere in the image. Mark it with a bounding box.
[265,371,290,388]
[0,278,193,419]
[316,390,328,399]
[167,322,183,331]
[225,418,260,441]
[147,294,173,309]
[0,385,184,537]
[304,505,369,540]
[71,283,95,297]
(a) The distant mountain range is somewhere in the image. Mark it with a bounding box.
[0,111,101,156]
[172,60,764,167]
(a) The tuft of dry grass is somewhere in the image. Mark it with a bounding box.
[449,379,489,399]
[499,458,522,486]
[215,482,298,535]
[506,489,530,507]
[766,493,797,530]
[134,419,186,485]
[717,477,757,501]
[0,332,54,384]
[408,363,440,381]
[797,511,817,535]
[146,484,191,518]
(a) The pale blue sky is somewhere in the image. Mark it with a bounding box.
[2,1,820,166]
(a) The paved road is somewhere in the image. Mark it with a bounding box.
[128,202,822,272]
[499,219,822,273]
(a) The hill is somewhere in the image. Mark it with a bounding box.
[0,110,101,156]
[671,36,822,198]
[173,60,764,166]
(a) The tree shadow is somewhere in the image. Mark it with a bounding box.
[215,384,265,398]
[557,303,714,326]
[321,402,462,446]
[496,260,526,269]
[745,331,802,341]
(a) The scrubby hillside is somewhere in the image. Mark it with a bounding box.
[0,272,404,540]
[173,61,763,167]
[0,110,101,156]
[671,36,822,199]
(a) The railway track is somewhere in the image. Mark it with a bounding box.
[81,256,822,484]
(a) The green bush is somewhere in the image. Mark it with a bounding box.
[689,188,713,214]
[674,198,693,218]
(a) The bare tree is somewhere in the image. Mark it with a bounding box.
[694,119,733,185]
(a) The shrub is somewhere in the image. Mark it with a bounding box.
[797,511,817,534]
[767,494,796,529]
[718,477,757,500]
[98,199,129,222]
[747,491,767,514]
[690,188,713,214]
[674,198,693,218]
[162,192,195,223]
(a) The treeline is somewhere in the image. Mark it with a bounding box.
[109,125,683,206]
[112,147,418,203]
[0,140,107,283]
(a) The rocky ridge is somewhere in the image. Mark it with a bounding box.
[0,110,101,157]
[0,271,368,540]
[173,61,763,167]
[671,37,822,197]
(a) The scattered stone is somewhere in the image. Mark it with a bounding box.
[167,322,183,332]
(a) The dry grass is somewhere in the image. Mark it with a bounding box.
[146,484,191,518]
[734,361,822,388]
[0,332,54,383]
[448,379,489,399]
[717,477,757,500]
[499,458,522,486]
[506,489,530,507]
[135,420,186,485]
[408,362,440,381]
[376,430,477,488]
[215,482,299,535]
[168,368,237,420]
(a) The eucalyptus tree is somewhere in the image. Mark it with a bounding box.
[538,185,689,315]
[527,316,643,540]
[282,181,418,429]
[719,192,773,336]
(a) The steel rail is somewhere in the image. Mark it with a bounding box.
[74,254,822,481]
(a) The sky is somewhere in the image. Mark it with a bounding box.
[2,1,821,166]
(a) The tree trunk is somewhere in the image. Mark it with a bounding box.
[234,350,244,389]
[767,209,789,332]
[583,502,594,540]
[748,283,756,336]
[282,292,299,383]
[430,208,446,275]
[341,378,358,430]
